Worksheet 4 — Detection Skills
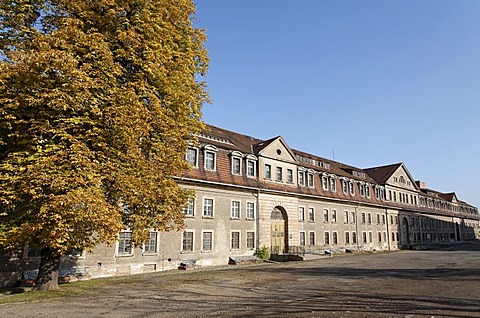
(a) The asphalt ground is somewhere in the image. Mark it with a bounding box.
[1,241,479,317]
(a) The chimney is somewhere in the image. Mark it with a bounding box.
[415,180,425,189]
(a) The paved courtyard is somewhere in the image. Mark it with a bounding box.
[1,242,480,317]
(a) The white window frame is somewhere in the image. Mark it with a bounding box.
[309,231,316,246]
[117,231,133,256]
[186,147,198,168]
[230,151,243,175]
[298,170,305,186]
[246,158,256,177]
[143,231,158,254]
[331,209,337,223]
[308,207,315,222]
[322,175,328,190]
[184,198,195,217]
[298,206,305,222]
[202,230,213,252]
[231,200,240,219]
[246,202,255,219]
[323,208,329,223]
[204,145,217,171]
[203,198,214,218]
[299,231,306,246]
[264,164,271,180]
[246,231,255,249]
[307,170,314,187]
[231,231,240,250]
[182,230,194,252]
[276,166,283,182]
[287,169,293,183]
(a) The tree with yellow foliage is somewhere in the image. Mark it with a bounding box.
[0,0,208,290]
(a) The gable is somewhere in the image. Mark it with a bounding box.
[256,137,297,163]
[386,164,418,191]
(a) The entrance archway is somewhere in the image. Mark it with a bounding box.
[270,207,288,254]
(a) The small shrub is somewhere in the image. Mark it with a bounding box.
[255,246,270,261]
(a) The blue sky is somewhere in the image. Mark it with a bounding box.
[195,0,480,208]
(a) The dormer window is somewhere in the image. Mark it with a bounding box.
[329,176,336,192]
[307,170,314,187]
[365,184,370,197]
[204,145,217,171]
[186,147,198,168]
[230,151,243,175]
[359,182,365,196]
[322,174,328,190]
[298,167,306,186]
[298,171,305,186]
[349,180,355,195]
[341,178,348,193]
[245,155,257,177]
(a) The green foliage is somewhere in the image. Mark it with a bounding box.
[0,0,209,270]
[255,246,270,261]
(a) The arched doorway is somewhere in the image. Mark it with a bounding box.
[401,217,410,246]
[270,207,288,254]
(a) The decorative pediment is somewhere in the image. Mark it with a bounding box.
[254,136,297,163]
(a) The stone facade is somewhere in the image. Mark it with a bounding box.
[1,124,479,287]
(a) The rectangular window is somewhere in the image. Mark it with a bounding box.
[184,198,195,217]
[232,157,241,175]
[322,176,328,190]
[298,207,305,222]
[231,232,240,250]
[342,180,348,193]
[378,232,382,242]
[264,164,271,179]
[345,232,350,244]
[366,185,370,197]
[205,151,216,170]
[144,232,158,254]
[376,213,380,224]
[323,209,329,222]
[276,167,282,182]
[246,202,255,219]
[182,231,194,252]
[361,213,366,224]
[186,148,198,167]
[298,171,305,186]
[202,231,213,251]
[287,169,293,183]
[392,232,395,241]
[247,232,255,249]
[333,232,338,245]
[344,211,349,223]
[352,232,357,244]
[324,232,330,245]
[331,210,337,223]
[349,182,354,195]
[247,160,256,177]
[330,178,336,192]
[300,232,306,246]
[369,231,373,243]
[307,173,314,187]
[362,232,367,244]
[367,213,372,224]
[308,208,315,222]
[118,232,133,255]
[309,232,315,245]
[383,231,387,242]
[382,214,386,225]
[351,211,356,224]
[390,215,394,224]
[231,201,240,219]
[203,198,214,217]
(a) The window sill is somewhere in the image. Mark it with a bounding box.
[142,252,158,256]
[115,254,134,258]
[202,216,214,219]
[180,251,194,254]
[201,250,213,253]
[246,218,255,221]
[230,217,240,220]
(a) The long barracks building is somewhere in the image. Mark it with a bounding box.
[1,124,479,286]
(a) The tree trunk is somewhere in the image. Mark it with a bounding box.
[34,247,61,291]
